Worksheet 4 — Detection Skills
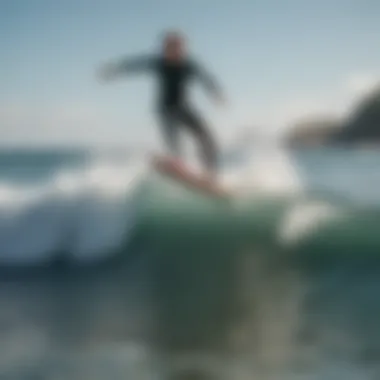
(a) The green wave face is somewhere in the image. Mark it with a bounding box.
[136,174,380,261]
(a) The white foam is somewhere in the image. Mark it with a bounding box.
[221,140,303,196]
[0,157,148,265]
[278,201,342,246]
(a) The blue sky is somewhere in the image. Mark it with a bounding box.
[1,0,380,147]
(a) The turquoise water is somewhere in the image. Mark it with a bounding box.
[0,147,379,379]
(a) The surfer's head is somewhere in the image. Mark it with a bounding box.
[162,30,186,61]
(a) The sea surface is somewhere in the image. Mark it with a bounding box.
[0,145,379,380]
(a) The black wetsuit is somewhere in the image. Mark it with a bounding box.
[114,55,222,173]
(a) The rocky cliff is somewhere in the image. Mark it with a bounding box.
[286,85,380,147]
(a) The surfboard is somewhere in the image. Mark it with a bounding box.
[152,155,230,199]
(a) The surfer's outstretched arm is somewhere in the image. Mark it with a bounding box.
[98,55,156,81]
[192,61,224,102]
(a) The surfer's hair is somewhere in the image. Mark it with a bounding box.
[161,29,186,45]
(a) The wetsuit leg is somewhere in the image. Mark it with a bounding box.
[177,106,218,176]
[158,108,181,158]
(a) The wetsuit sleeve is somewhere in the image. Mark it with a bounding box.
[106,55,158,78]
[118,56,157,72]
[191,61,222,97]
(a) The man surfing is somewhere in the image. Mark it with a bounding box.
[98,30,226,184]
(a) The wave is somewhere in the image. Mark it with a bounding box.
[0,145,379,268]
[0,156,148,266]
[0,144,303,266]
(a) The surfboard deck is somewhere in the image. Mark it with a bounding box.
[152,155,231,199]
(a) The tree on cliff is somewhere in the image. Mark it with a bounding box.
[333,85,380,144]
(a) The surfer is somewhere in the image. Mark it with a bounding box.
[98,30,225,182]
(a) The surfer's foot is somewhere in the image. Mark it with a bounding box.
[171,158,186,171]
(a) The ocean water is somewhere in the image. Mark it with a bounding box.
[0,145,379,380]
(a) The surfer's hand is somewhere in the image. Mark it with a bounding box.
[214,93,227,107]
[97,63,116,82]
